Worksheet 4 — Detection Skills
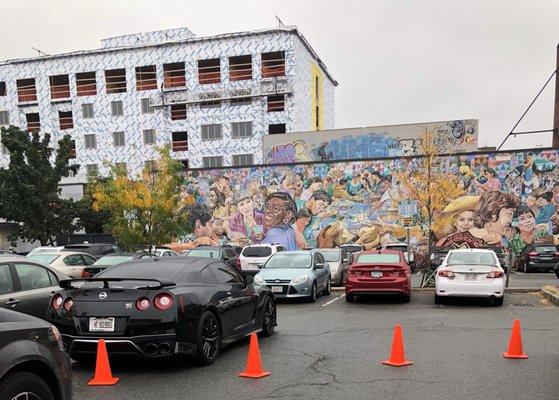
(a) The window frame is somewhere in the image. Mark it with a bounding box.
[84,134,97,150]
[231,121,253,139]
[82,103,94,119]
[111,100,124,117]
[232,153,253,167]
[201,124,223,141]
[113,131,126,147]
[0,110,9,126]
[141,98,154,114]
[0,263,15,295]
[143,129,156,145]
[202,156,223,168]
[13,262,56,291]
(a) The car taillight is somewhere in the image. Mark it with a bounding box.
[398,269,408,277]
[136,297,151,311]
[154,293,173,310]
[438,269,455,279]
[52,294,63,310]
[555,252,559,256]
[81,270,93,278]
[63,298,74,311]
[528,252,538,257]
[487,270,504,278]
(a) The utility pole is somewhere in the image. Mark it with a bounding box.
[554,43,559,147]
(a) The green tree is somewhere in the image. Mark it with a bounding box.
[0,125,79,245]
[92,147,187,252]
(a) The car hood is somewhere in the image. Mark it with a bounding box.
[257,267,313,280]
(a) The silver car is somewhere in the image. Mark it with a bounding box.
[254,250,331,302]
[318,248,350,285]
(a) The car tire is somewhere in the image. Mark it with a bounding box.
[494,297,504,307]
[434,294,443,304]
[345,293,355,303]
[323,277,332,295]
[0,372,55,400]
[261,296,276,337]
[308,282,317,303]
[401,293,411,303]
[195,311,221,366]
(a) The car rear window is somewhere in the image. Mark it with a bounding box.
[93,256,134,266]
[27,254,60,265]
[242,246,272,257]
[187,249,218,258]
[319,250,340,262]
[535,245,556,253]
[447,252,496,266]
[357,254,400,264]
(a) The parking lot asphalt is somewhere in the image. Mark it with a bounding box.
[411,270,558,289]
[71,291,558,400]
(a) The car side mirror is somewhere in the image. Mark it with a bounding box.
[245,275,254,285]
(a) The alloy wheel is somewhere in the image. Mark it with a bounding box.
[11,393,42,400]
[264,299,275,333]
[201,314,220,361]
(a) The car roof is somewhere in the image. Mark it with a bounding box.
[448,248,494,253]
[99,252,143,258]
[28,251,93,257]
[359,249,402,255]
[64,243,116,248]
[191,246,222,250]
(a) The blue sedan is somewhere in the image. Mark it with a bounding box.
[254,250,331,302]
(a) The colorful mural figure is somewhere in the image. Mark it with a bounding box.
[173,150,559,262]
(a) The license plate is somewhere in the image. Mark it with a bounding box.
[89,317,115,332]
[465,274,477,281]
[271,286,283,293]
[248,263,259,270]
[371,271,383,278]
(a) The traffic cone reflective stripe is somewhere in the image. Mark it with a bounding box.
[503,319,528,359]
[238,333,271,379]
[87,339,120,386]
[382,324,413,367]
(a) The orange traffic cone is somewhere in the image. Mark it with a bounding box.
[87,339,120,386]
[382,324,413,367]
[503,319,528,359]
[238,333,271,379]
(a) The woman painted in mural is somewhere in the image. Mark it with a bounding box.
[261,192,298,250]
[510,206,547,256]
[208,187,229,219]
[434,196,487,248]
[469,191,521,246]
[228,190,266,245]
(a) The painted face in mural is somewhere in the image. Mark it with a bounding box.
[526,195,536,207]
[237,197,254,218]
[454,210,475,233]
[264,197,290,228]
[517,211,536,233]
[497,207,515,227]
[308,198,328,216]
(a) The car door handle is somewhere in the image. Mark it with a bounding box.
[5,299,20,307]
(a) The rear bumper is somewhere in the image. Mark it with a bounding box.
[345,276,410,295]
[527,261,557,270]
[436,279,505,298]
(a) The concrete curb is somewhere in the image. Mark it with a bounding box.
[541,286,559,305]
[332,286,541,293]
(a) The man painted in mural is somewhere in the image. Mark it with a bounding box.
[535,192,555,226]
[302,190,334,248]
[279,171,304,199]
[300,177,323,201]
[261,192,298,250]
[510,206,548,256]
[469,191,521,246]
[434,196,487,248]
[167,204,221,252]
[228,190,266,245]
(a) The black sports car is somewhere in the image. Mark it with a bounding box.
[47,257,277,365]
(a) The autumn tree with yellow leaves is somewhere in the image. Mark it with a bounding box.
[92,147,187,252]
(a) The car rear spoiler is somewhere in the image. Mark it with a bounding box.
[59,278,176,290]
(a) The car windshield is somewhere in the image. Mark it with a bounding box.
[264,253,311,269]
[93,256,134,266]
[187,249,219,258]
[319,250,340,262]
[242,246,272,257]
[447,252,496,266]
[27,254,59,264]
[357,254,400,264]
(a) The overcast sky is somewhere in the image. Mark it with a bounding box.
[1,0,558,150]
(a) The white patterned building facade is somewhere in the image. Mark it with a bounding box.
[0,26,337,179]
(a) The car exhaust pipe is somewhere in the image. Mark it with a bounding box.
[159,342,173,355]
[145,343,158,356]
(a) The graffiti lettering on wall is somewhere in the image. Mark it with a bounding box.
[171,150,559,260]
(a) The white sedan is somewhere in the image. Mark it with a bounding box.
[435,248,505,306]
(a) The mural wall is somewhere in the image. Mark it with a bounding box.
[174,149,559,261]
[262,119,478,164]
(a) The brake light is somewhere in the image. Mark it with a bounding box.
[438,269,455,279]
[81,270,93,278]
[63,298,74,311]
[136,297,151,311]
[487,270,504,278]
[154,293,173,310]
[52,294,63,310]
[528,252,538,257]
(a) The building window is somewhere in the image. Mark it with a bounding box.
[141,98,154,114]
[143,129,156,145]
[113,131,125,147]
[230,97,252,106]
[59,111,74,130]
[269,123,286,135]
[201,124,222,141]
[262,51,286,78]
[231,121,253,138]
[0,82,6,96]
[17,78,37,102]
[84,134,97,150]
[136,65,157,91]
[267,95,285,112]
[49,74,70,100]
[180,159,189,171]
[202,156,223,168]
[198,58,220,84]
[0,111,9,125]
[26,113,40,133]
[170,104,187,120]
[200,100,221,109]
[229,55,252,81]
[232,153,253,166]
[111,101,123,117]
[163,62,186,88]
[115,162,127,175]
[82,103,94,119]
[86,164,98,176]
[76,71,97,96]
[105,69,127,93]
[69,140,76,158]
[172,131,188,152]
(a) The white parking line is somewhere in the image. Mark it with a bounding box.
[322,293,345,307]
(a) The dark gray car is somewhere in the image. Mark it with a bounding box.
[0,308,72,400]
[0,256,68,320]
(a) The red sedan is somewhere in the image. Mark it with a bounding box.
[345,249,411,303]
